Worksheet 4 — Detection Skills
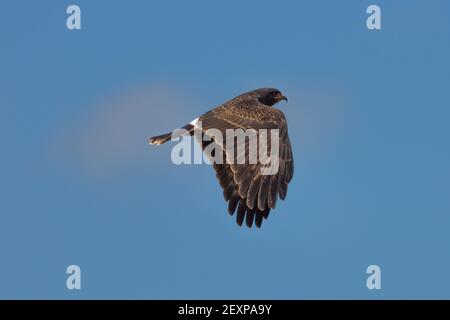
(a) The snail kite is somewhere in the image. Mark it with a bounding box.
[149,88,294,228]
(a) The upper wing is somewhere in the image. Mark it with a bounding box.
[198,100,294,227]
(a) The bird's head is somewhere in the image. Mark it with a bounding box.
[253,88,288,106]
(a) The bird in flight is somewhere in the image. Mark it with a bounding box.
[149,88,294,228]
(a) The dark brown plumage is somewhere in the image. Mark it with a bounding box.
[149,88,294,228]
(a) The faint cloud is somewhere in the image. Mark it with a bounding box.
[283,81,353,157]
[49,83,199,178]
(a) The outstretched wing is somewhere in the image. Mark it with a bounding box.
[198,99,294,228]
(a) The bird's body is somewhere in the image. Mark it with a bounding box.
[149,88,294,228]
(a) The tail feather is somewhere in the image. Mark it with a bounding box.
[149,123,195,145]
[149,132,173,145]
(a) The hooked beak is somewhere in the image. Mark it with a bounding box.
[281,95,288,103]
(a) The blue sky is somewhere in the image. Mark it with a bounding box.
[1,0,450,299]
